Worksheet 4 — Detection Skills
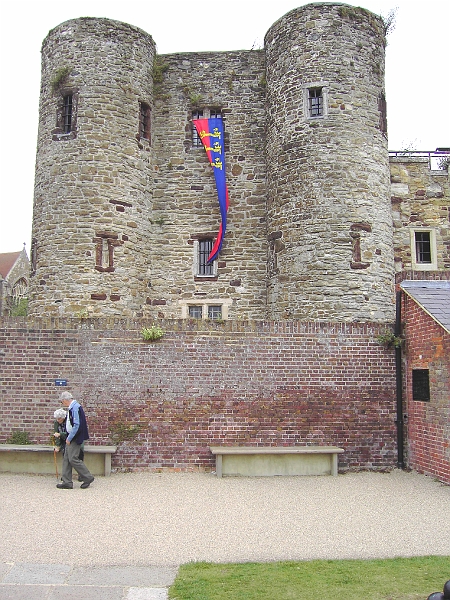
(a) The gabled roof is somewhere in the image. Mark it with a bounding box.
[401,280,450,334]
[0,252,22,279]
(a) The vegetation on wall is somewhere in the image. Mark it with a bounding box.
[50,66,71,94]
[7,430,32,445]
[152,56,169,84]
[377,330,404,349]
[9,298,28,317]
[108,419,142,444]
[380,8,397,37]
[182,86,203,107]
[337,5,396,45]
[141,324,164,341]
[152,56,170,100]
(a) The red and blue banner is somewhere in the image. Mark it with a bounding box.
[193,117,229,263]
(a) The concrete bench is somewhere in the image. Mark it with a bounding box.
[209,445,344,478]
[0,444,117,476]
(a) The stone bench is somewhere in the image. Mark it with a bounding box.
[209,445,344,478]
[0,444,117,477]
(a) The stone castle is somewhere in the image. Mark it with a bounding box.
[28,2,449,322]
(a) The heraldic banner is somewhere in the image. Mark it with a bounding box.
[193,117,229,263]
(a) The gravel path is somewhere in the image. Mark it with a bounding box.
[1,470,449,567]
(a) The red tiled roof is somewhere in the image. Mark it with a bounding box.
[0,252,21,279]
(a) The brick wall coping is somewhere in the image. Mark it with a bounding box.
[0,317,387,335]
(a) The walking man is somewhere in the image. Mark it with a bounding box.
[57,391,94,489]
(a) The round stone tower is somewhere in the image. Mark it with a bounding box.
[29,18,155,317]
[265,3,395,321]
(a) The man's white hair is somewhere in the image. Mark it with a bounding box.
[60,391,73,401]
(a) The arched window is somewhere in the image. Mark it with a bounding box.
[12,278,28,299]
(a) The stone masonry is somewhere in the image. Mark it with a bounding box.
[391,156,450,273]
[29,3,400,323]
[31,19,156,318]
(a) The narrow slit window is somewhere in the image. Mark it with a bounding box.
[139,102,151,141]
[412,369,430,402]
[63,95,73,133]
[308,88,323,117]
[192,110,204,147]
[378,92,387,134]
[198,239,214,275]
[415,231,432,264]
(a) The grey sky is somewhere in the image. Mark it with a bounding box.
[0,0,448,253]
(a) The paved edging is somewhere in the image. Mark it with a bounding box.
[0,563,177,599]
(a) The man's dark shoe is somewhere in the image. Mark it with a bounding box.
[56,482,73,489]
[80,477,94,489]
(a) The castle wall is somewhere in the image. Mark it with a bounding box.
[28,3,398,324]
[145,50,268,320]
[390,157,450,272]
[0,318,397,473]
[29,18,156,318]
[265,4,395,321]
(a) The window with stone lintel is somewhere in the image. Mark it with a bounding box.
[303,82,328,119]
[410,229,437,271]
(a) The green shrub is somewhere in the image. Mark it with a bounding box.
[377,330,403,348]
[141,324,164,342]
[108,421,141,444]
[7,430,32,445]
[50,66,71,93]
[10,298,28,316]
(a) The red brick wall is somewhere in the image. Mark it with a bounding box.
[1,318,398,473]
[402,295,450,484]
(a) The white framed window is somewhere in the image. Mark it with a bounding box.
[410,229,437,270]
[188,305,203,319]
[180,298,232,320]
[303,82,328,119]
[208,305,222,320]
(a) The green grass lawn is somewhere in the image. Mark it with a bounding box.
[169,556,450,600]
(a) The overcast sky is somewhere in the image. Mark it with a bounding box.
[0,0,449,254]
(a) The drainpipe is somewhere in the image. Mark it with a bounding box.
[395,290,405,469]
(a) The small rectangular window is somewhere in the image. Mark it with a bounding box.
[210,108,222,119]
[308,88,323,117]
[192,110,204,147]
[208,305,222,320]
[63,95,73,133]
[198,239,214,275]
[412,369,430,401]
[188,306,203,319]
[415,232,432,264]
[410,229,437,271]
[139,102,151,141]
